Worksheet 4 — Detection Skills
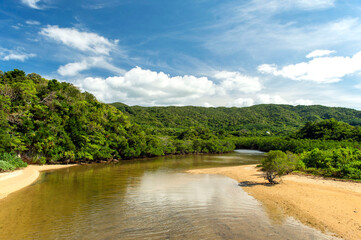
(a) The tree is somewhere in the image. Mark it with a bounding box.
[261,150,297,184]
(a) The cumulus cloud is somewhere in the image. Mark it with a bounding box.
[21,0,42,9]
[258,51,361,83]
[230,95,313,107]
[203,102,214,108]
[214,71,262,94]
[76,67,217,105]
[0,48,36,62]
[256,94,288,104]
[40,25,117,55]
[26,20,40,25]
[231,98,255,107]
[75,67,264,105]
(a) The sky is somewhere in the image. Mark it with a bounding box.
[1,0,361,109]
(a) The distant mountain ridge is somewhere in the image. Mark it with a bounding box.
[111,103,361,135]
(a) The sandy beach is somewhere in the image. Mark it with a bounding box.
[187,165,361,240]
[0,164,77,200]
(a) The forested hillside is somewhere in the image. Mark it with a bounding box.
[0,69,235,165]
[2,69,361,179]
[112,103,361,136]
[0,69,139,163]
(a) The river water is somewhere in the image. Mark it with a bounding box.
[0,150,337,239]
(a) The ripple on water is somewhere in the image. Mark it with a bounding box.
[0,152,339,240]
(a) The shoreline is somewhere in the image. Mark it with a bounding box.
[187,164,361,240]
[0,164,77,200]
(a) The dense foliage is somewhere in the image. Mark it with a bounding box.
[261,147,361,181]
[234,136,361,153]
[1,69,135,163]
[0,69,234,168]
[256,119,361,180]
[299,147,361,179]
[2,69,361,180]
[112,102,361,136]
[0,153,27,172]
[293,118,361,141]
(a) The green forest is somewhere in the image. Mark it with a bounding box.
[1,69,361,180]
[112,102,361,136]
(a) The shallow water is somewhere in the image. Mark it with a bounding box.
[0,151,338,239]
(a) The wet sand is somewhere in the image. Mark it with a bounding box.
[0,165,76,200]
[187,165,361,240]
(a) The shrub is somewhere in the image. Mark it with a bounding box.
[0,160,16,172]
[261,150,298,184]
[0,152,27,170]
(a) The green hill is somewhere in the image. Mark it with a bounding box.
[0,69,157,163]
[0,69,236,164]
[111,103,361,136]
[2,68,361,166]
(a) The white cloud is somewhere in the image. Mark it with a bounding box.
[2,53,35,61]
[40,25,117,55]
[213,71,262,93]
[57,57,125,76]
[294,99,313,105]
[203,102,214,108]
[58,60,90,76]
[39,25,124,76]
[0,48,36,62]
[231,98,255,107]
[26,20,40,25]
[256,94,288,104]
[306,50,335,58]
[258,51,361,83]
[229,94,313,107]
[76,67,217,105]
[75,68,264,105]
[21,0,42,9]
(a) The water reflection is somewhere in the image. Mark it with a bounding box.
[0,151,338,239]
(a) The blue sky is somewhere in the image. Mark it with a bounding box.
[2,0,361,109]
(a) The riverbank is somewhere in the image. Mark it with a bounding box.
[187,165,361,240]
[0,164,77,200]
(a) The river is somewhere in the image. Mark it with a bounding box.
[0,150,337,239]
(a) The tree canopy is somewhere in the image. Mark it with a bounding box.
[112,102,361,136]
[1,69,361,181]
[0,69,235,164]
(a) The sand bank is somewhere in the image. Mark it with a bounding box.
[0,164,76,200]
[187,165,361,240]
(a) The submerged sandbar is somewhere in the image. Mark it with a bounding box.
[0,164,76,200]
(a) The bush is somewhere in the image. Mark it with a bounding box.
[261,150,298,184]
[0,160,16,172]
[0,153,27,171]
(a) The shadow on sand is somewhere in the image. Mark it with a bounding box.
[238,181,279,187]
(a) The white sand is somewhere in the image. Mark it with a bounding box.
[188,165,361,240]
